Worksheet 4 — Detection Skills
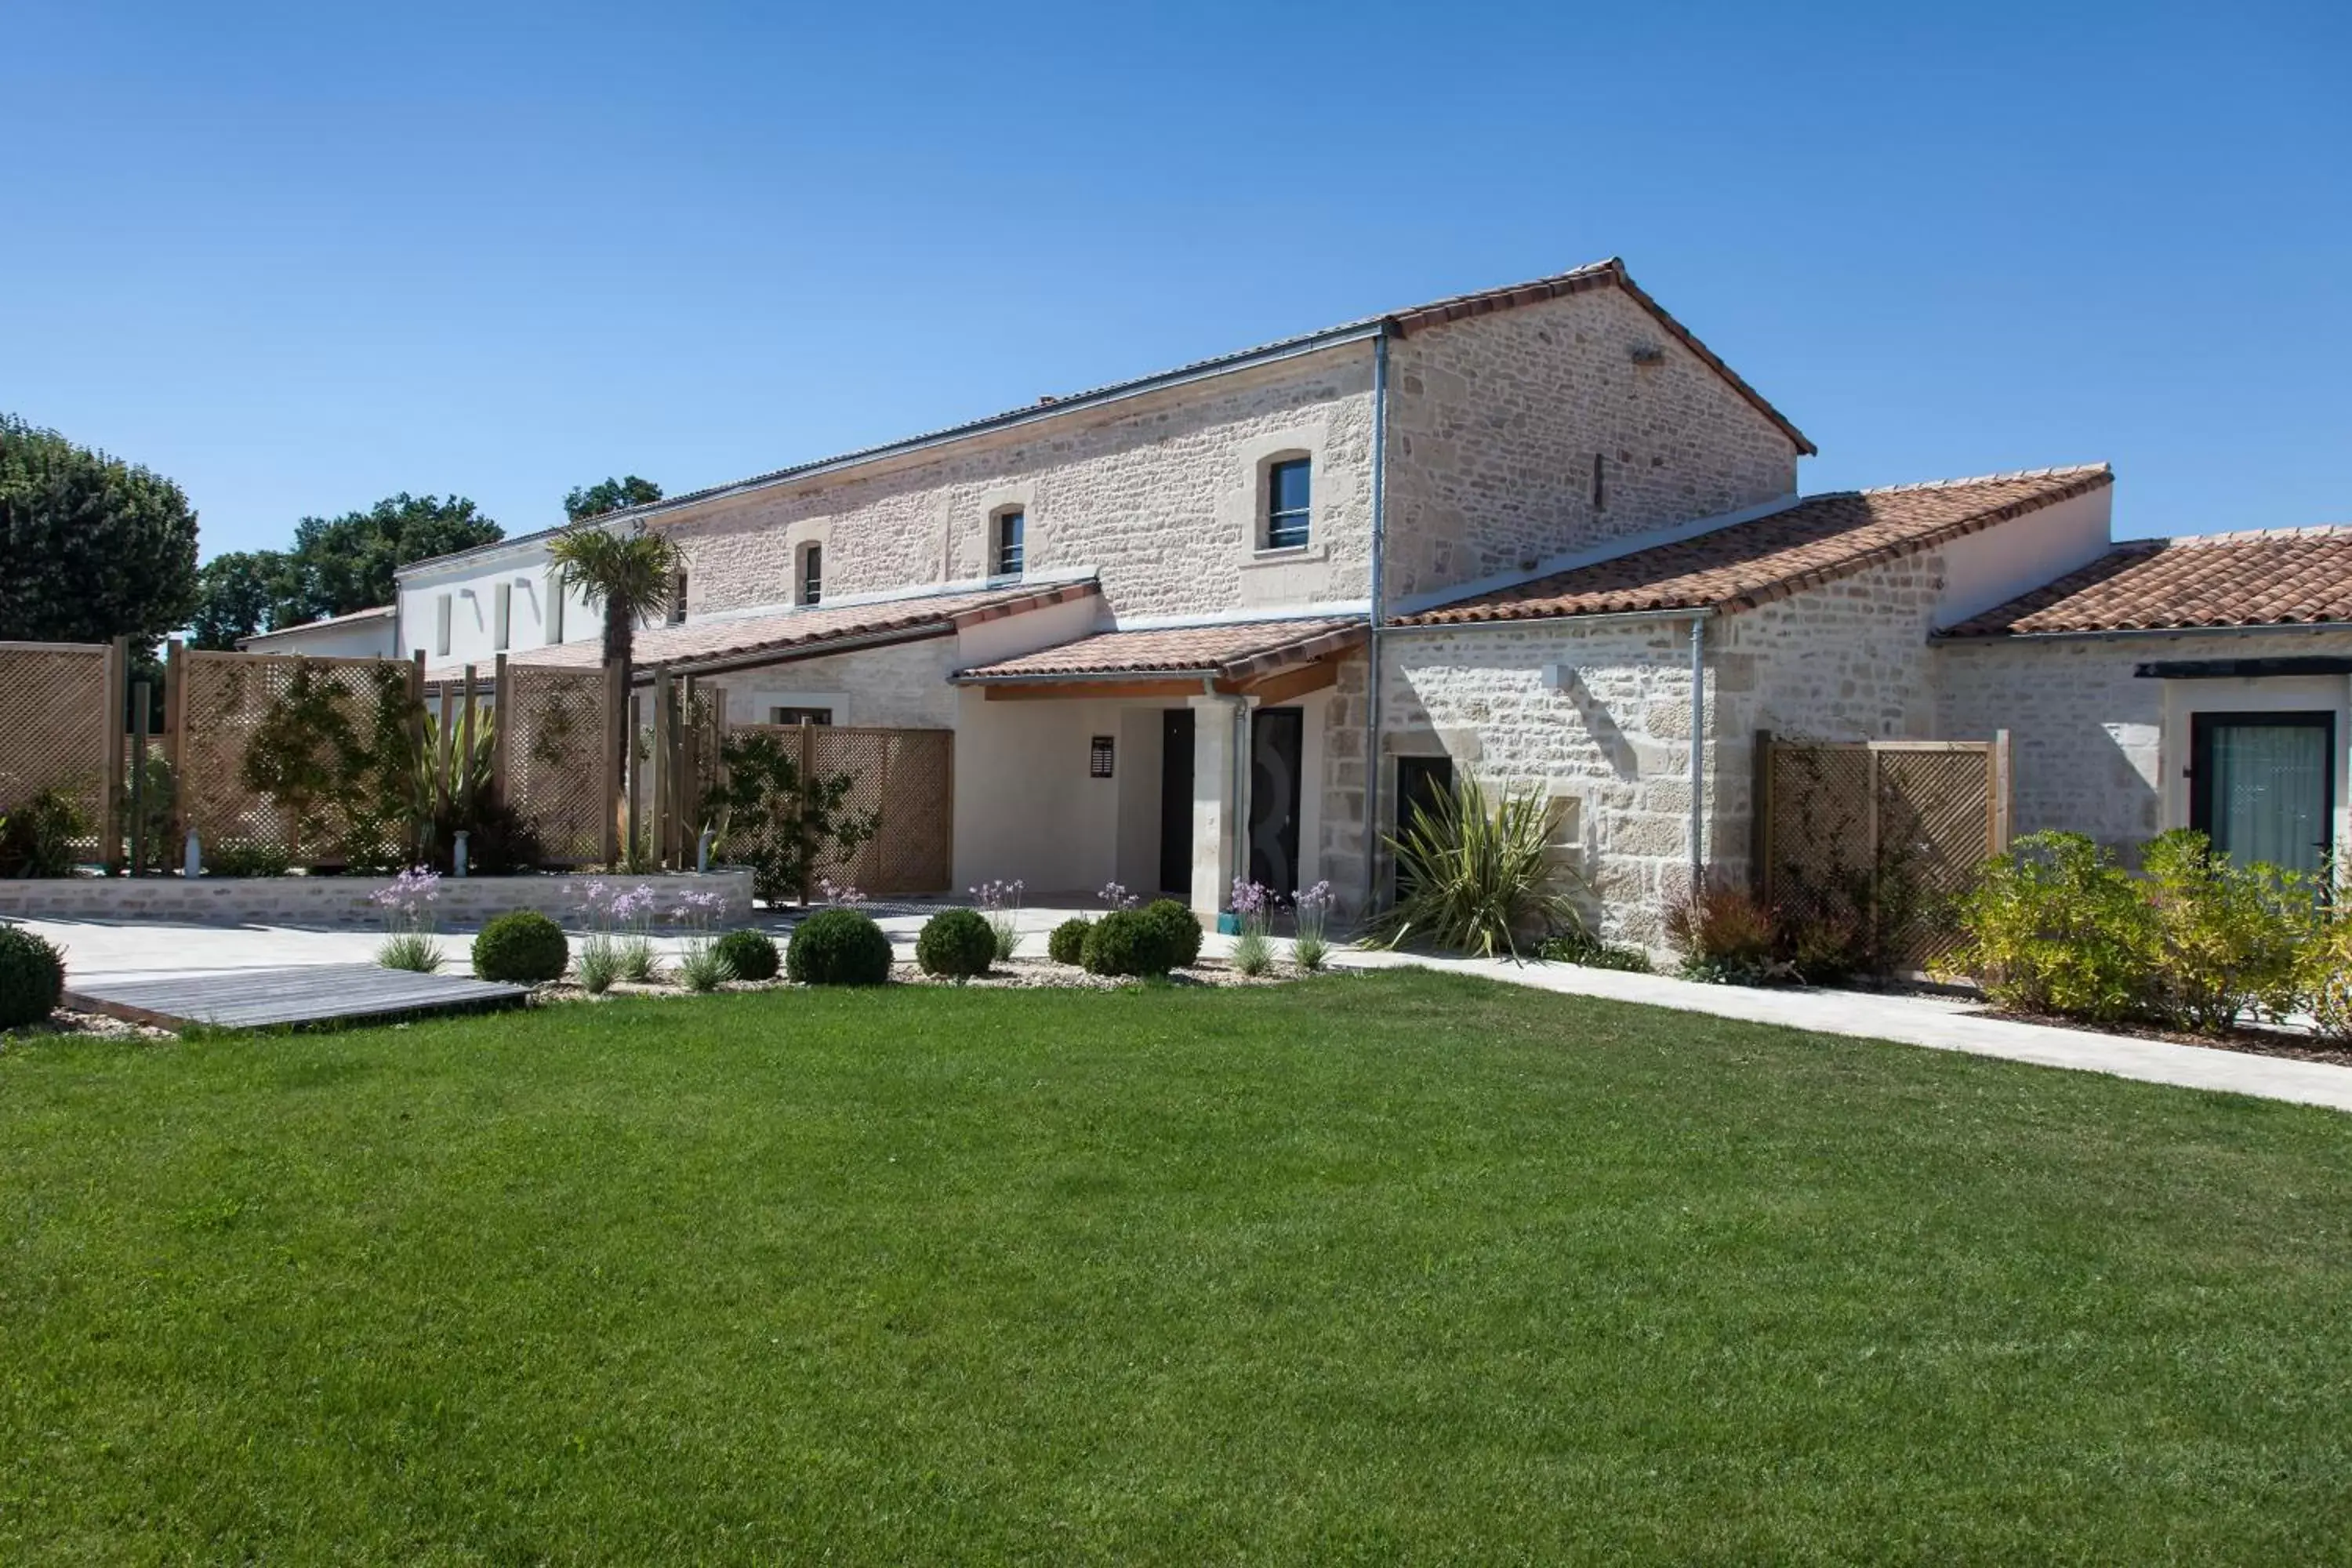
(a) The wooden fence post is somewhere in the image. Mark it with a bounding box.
[101,636,126,873]
[408,652,427,863]
[436,681,456,823]
[680,673,701,857]
[1749,728,1773,898]
[798,720,817,906]
[459,665,477,819]
[1991,728,2014,854]
[1864,746,1882,947]
[601,659,626,868]
[163,638,186,860]
[129,679,151,877]
[651,666,673,869]
[491,653,509,803]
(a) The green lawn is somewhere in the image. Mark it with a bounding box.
[3,974,2349,1564]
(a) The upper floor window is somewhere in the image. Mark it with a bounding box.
[668,571,688,625]
[493,582,512,652]
[545,570,565,644]
[434,593,452,657]
[798,543,822,606]
[1265,459,1312,550]
[993,509,1025,578]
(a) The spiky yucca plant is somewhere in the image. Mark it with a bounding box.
[1369,775,1578,959]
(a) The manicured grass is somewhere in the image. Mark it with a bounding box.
[4,974,2350,1563]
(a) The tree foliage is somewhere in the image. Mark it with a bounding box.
[191,492,501,648]
[0,412,200,646]
[564,475,663,522]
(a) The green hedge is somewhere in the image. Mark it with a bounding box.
[0,925,66,1029]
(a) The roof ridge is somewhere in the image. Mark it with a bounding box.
[1857,463,2112,496]
[2144,523,2352,548]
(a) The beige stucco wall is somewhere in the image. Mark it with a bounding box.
[1381,287,1802,604]
[665,348,1378,625]
[1934,629,2352,857]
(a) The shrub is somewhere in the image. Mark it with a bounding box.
[2300,914,2352,1044]
[1664,880,1782,985]
[916,908,996,980]
[205,844,292,879]
[1047,916,1093,966]
[0,789,85,879]
[0,925,67,1029]
[786,908,893,986]
[713,928,779,982]
[1369,775,1577,958]
[1082,908,1173,978]
[1536,928,1653,973]
[472,910,569,984]
[376,931,443,972]
[674,943,733,993]
[1140,898,1203,970]
[575,938,622,995]
[2140,829,2310,1033]
[1948,832,2158,1022]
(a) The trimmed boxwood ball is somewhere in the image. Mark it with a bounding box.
[0,924,67,1029]
[787,908,894,986]
[1141,898,1204,970]
[1081,908,1173,978]
[1047,916,1093,967]
[472,910,569,984]
[713,928,780,982]
[916,908,996,979]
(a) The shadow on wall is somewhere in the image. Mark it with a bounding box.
[1555,667,1639,779]
[2017,721,2161,862]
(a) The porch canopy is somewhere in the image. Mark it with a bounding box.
[951,615,1365,702]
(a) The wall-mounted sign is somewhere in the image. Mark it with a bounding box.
[1090,735,1115,778]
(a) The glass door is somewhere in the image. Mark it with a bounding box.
[2190,712,2336,877]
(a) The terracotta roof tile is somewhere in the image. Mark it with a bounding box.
[1941,526,2352,636]
[956,618,1366,684]
[1396,466,2113,627]
[426,580,1094,683]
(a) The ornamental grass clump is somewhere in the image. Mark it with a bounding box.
[916,907,996,981]
[1229,878,1276,978]
[571,879,660,993]
[370,866,445,973]
[1291,880,1334,972]
[971,878,1024,960]
[0,924,67,1030]
[471,910,568,984]
[670,890,733,993]
[1369,775,1576,960]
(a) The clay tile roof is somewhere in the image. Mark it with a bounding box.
[1395,466,2114,628]
[955,617,1367,684]
[426,580,1095,684]
[1940,526,2352,637]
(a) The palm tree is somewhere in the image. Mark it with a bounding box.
[547,519,684,847]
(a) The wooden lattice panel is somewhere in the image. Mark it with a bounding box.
[505,665,610,866]
[0,641,113,850]
[727,724,954,897]
[1763,740,1998,975]
[175,651,408,865]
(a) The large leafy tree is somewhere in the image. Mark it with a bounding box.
[564,475,663,522]
[191,492,502,647]
[189,551,302,650]
[0,412,200,646]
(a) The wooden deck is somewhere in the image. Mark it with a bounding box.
[64,963,532,1031]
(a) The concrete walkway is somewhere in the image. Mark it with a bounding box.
[13,907,2350,1114]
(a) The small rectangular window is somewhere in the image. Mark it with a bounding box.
[800,543,822,606]
[434,593,452,657]
[771,706,833,726]
[669,571,688,625]
[1266,459,1312,550]
[995,510,1025,577]
[493,582,511,651]
[546,572,565,644]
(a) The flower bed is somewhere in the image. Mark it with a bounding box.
[0,868,753,930]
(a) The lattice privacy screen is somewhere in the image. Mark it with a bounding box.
[1762,740,2001,974]
[175,650,409,866]
[504,665,611,866]
[0,641,114,854]
[726,724,954,896]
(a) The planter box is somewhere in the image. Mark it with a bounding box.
[0,868,756,931]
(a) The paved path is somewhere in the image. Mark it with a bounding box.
[14,909,2350,1114]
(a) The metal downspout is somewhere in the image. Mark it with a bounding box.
[1689,611,1711,887]
[1361,328,1392,916]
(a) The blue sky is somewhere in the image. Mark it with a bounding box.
[6,0,2346,557]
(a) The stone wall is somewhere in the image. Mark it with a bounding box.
[713,637,960,730]
[1380,620,1701,948]
[1934,627,2352,853]
[670,349,1378,624]
[0,868,755,931]
[1382,287,1802,604]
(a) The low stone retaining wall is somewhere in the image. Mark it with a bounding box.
[0,868,756,931]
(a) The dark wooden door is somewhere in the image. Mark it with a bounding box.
[1159,709,1195,896]
[1247,706,1305,896]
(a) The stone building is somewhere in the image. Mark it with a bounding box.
[391,260,2350,945]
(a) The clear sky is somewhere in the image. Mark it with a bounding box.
[6,0,2346,559]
